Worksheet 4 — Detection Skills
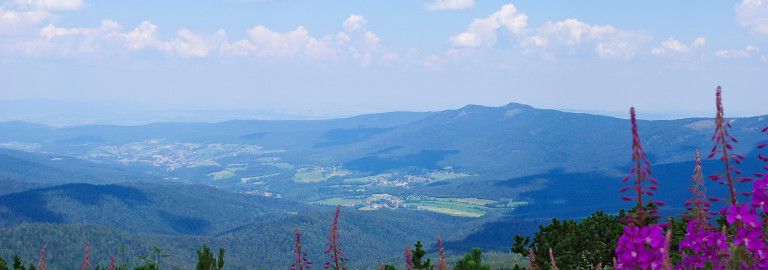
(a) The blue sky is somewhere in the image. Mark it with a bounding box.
[1,0,767,120]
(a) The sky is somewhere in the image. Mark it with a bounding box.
[1,0,767,122]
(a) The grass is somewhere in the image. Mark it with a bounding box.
[208,167,245,180]
[208,170,236,180]
[240,173,280,183]
[270,163,295,169]
[413,205,484,217]
[427,172,470,181]
[293,171,325,183]
[313,198,362,206]
[293,168,350,183]
[443,198,496,206]
[343,173,390,183]
[188,160,220,168]
[403,197,488,217]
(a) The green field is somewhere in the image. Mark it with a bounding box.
[427,172,470,181]
[240,173,280,183]
[270,162,295,169]
[403,197,494,217]
[343,173,390,183]
[208,167,245,180]
[445,197,496,205]
[294,168,351,183]
[188,160,220,168]
[313,198,363,206]
[413,205,484,217]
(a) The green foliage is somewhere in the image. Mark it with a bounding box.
[0,255,9,270]
[12,255,25,270]
[411,241,432,270]
[512,210,625,269]
[376,264,396,270]
[195,245,224,270]
[453,248,489,270]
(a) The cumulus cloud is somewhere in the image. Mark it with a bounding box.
[448,4,646,59]
[124,21,159,50]
[692,37,706,47]
[735,0,768,34]
[449,4,527,47]
[219,14,391,65]
[18,0,86,11]
[220,25,335,59]
[162,29,226,58]
[714,45,760,58]
[25,20,226,57]
[528,18,648,58]
[0,7,50,33]
[8,11,395,65]
[34,19,123,56]
[342,14,367,32]
[425,0,474,11]
[650,37,705,55]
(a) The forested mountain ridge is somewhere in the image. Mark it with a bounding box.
[2,103,765,179]
[0,182,316,235]
[0,209,472,269]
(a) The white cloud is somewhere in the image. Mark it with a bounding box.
[342,14,367,32]
[650,37,706,55]
[24,20,226,58]
[714,45,760,58]
[735,0,768,34]
[449,4,527,47]
[35,19,122,56]
[219,25,336,60]
[0,7,50,33]
[9,13,394,64]
[651,37,688,55]
[11,0,87,11]
[529,18,647,58]
[220,14,388,64]
[692,37,706,47]
[425,0,474,11]
[124,21,159,50]
[162,29,226,58]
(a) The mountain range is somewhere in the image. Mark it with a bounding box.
[1,102,766,268]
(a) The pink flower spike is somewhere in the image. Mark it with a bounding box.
[38,244,48,270]
[405,245,413,270]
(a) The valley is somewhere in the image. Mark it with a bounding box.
[1,103,767,268]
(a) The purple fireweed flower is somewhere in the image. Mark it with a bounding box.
[324,205,348,270]
[405,245,414,270]
[726,204,758,225]
[527,247,540,270]
[292,228,312,270]
[108,257,116,270]
[708,86,750,206]
[684,150,718,224]
[678,220,729,269]
[549,248,559,270]
[725,201,768,268]
[37,244,47,270]
[437,235,448,270]
[758,126,768,176]
[615,225,666,270]
[81,241,91,270]
[619,107,664,227]
[753,175,768,211]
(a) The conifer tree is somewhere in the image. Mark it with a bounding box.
[453,248,489,270]
[411,241,432,270]
[0,256,11,270]
[196,245,224,270]
[12,255,25,270]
